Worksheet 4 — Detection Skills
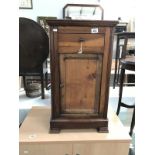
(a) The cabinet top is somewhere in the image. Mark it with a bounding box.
[19,107,131,143]
[46,19,118,27]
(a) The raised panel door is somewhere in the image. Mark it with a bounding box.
[59,54,103,114]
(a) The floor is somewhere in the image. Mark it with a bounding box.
[109,86,135,155]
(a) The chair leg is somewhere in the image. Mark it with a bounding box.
[23,76,26,90]
[129,107,135,136]
[45,72,48,90]
[113,57,118,89]
[116,67,125,115]
[41,74,45,99]
[113,37,120,89]
[116,60,121,84]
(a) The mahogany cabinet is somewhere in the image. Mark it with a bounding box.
[46,19,118,133]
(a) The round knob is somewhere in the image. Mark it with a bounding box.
[79,38,85,42]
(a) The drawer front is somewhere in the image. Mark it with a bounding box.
[58,33,105,53]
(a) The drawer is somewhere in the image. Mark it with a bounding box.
[58,33,105,53]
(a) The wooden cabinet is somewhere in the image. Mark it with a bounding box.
[20,142,129,155]
[19,107,131,155]
[46,20,118,133]
[73,143,130,155]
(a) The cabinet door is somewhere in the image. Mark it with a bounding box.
[20,143,72,155]
[59,54,102,114]
[73,143,129,155]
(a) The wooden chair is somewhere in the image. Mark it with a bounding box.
[19,17,49,99]
[116,56,135,136]
[113,32,135,88]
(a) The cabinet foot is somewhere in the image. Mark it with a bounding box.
[97,127,108,133]
[50,128,60,133]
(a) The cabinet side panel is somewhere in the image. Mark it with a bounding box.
[99,27,113,117]
[49,27,61,118]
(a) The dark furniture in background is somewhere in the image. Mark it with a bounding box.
[19,17,49,99]
[115,22,128,33]
[46,19,118,133]
[116,56,135,136]
[37,16,57,89]
[113,32,135,88]
[37,16,57,36]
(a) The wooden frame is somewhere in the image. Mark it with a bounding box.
[63,4,104,20]
[19,0,33,9]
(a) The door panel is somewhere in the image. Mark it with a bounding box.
[73,143,130,155]
[20,143,72,155]
[60,54,102,114]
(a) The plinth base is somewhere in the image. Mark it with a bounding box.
[50,117,108,133]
